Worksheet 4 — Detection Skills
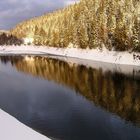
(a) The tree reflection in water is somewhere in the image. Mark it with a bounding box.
[0,55,140,126]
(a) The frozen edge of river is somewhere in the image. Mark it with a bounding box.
[0,45,140,66]
[0,45,140,76]
[0,109,50,140]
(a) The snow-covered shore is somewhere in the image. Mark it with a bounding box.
[0,45,140,66]
[0,109,50,140]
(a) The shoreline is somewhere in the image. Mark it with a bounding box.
[41,55,140,78]
[0,45,140,66]
[0,109,50,140]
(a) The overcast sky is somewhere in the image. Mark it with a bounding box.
[0,0,78,30]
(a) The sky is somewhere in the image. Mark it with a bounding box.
[0,0,78,30]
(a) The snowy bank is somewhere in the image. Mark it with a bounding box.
[0,109,50,140]
[42,56,140,77]
[0,45,140,66]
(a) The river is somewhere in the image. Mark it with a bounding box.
[0,55,140,140]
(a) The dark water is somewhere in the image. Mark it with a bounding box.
[0,55,140,140]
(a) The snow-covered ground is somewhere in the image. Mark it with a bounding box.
[0,109,50,140]
[0,45,140,66]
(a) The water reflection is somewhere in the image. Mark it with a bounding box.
[0,55,140,140]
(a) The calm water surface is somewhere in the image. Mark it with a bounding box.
[0,55,140,140]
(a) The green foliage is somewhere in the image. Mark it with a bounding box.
[11,0,140,51]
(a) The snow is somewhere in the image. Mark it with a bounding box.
[23,38,34,45]
[0,45,140,66]
[45,56,140,77]
[0,109,50,140]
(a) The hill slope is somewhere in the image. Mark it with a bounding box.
[11,0,140,52]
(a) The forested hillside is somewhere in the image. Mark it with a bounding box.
[11,0,140,51]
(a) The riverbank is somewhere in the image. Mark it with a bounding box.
[0,109,50,140]
[0,45,140,66]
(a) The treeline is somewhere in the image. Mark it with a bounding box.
[11,0,140,51]
[0,32,23,45]
[0,56,140,125]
